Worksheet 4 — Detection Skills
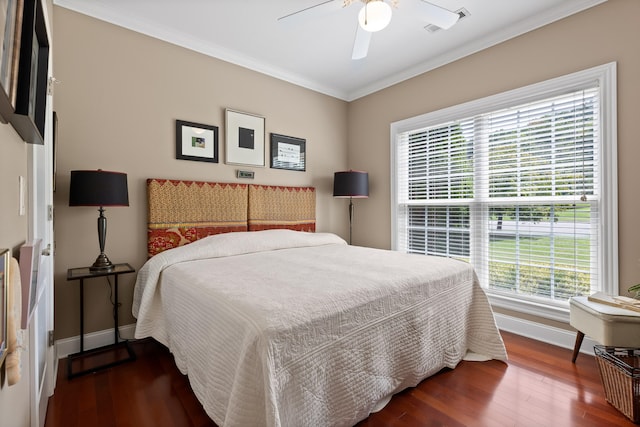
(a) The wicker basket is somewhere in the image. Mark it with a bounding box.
[594,346,640,423]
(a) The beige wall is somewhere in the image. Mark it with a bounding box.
[52,8,349,340]
[347,0,640,326]
[0,124,30,427]
[0,125,28,250]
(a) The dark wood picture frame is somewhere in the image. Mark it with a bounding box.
[11,0,49,145]
[0,0,24,124]
[175,119,219,163]
[270,133,306,171]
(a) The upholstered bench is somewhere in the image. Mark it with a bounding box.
[569,296,640,362]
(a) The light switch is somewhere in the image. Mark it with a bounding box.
[18,176,25,216]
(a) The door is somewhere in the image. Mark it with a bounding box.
[27,3,55,425]
[27,140,54,427]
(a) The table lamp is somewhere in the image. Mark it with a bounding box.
[69,170,129,271]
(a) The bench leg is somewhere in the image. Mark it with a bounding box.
[572,331,585,363]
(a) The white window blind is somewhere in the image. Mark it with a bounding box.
[392,64,617,316]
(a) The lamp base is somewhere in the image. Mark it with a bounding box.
[90,253,114,272]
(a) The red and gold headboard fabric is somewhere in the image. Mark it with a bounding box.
[147,179,248,257]
[248,185,316,232]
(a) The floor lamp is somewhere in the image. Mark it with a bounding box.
[69,170,129,271]
[333,170,369,245]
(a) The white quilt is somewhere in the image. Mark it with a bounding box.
[133,230,507,427]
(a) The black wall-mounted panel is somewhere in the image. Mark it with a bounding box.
[11,0,49,145]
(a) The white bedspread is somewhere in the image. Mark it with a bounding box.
[133,230,507,427]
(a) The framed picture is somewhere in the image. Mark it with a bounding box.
[270,133,306,172]
[0,248,9,367]
[19,239,40,329]
[175,119,219,163]
[11,0,49,145]
[0,0,24,124]
[225,109,265,167]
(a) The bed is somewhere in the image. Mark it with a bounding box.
[133,178,507,427]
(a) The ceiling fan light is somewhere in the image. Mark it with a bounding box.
[358,1,392,33]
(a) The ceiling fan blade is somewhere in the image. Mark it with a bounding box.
[412,0,460,29]
[352,23,372,60]
[278,0,342,25]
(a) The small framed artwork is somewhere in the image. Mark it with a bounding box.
[270,133,306,171]
[0,248,9,367]
[175,119,219,163]
[225,109,265,167]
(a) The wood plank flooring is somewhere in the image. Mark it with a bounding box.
[44,331,636,427]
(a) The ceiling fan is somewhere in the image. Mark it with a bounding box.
[278,0,460,60]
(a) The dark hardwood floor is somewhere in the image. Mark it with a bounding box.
[44,331,635,427]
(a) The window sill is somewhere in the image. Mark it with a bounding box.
[487,291,570,324]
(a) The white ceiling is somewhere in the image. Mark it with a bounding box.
[54,0,606,101]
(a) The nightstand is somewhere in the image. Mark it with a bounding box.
[66,263,136,378]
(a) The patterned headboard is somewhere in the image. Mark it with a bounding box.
[248,185,316,232]
[147,179,249,257]
[147,178,316,257]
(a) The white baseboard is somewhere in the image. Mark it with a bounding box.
[55,323,137,359]
[54,316,597,361]
[494,312,597,356]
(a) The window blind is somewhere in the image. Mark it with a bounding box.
[395,86,601,305]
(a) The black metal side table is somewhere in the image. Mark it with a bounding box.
[66,263,136,378]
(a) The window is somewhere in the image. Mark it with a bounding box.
[391,63,617,320]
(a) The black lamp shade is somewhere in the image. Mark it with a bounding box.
[333,171,369,198]
[69,170,129,207]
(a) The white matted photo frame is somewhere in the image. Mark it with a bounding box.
[225,109,265,167]
[270,133,306,171]
[176,119,219,163]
